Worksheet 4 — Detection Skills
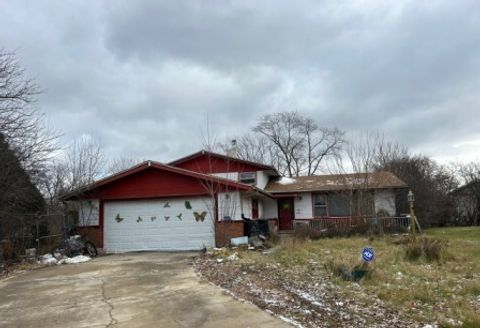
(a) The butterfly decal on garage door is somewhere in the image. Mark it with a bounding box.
[115,214,124,223]
[193,211,207,222]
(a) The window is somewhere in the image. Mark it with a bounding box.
[328,194,351,217]
[239,172,256,184]
[313,194,328,217]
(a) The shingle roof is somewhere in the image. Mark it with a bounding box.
[264,171,407,193]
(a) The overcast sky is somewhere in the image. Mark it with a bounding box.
[1,0,479,164]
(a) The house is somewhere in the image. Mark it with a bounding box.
[450,181,480,226]
[263,172,408,230]
[60,150,407,253]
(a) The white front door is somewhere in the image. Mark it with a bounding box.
[103,198,214,252]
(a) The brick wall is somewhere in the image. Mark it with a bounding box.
[215,221,244,247]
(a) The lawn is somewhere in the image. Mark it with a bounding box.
[196,227,480,327]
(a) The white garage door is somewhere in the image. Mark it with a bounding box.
[104,198,215,252]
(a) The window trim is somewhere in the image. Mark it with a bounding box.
[239,171,257,185]
[312,193,328,218]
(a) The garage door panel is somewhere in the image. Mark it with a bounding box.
[104,198,215,252]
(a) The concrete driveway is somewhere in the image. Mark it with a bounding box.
[0,252,291,328]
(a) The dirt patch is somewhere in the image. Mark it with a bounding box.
[195,254,418,328]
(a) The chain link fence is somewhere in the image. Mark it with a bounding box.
[0,213,75,264]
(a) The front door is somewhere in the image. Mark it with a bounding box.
[278,198,294,230]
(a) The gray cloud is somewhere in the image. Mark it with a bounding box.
[1,0,479,164]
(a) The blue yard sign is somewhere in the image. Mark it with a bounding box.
[362,247,375,262]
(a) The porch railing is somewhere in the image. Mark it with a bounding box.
[294,216,410,233]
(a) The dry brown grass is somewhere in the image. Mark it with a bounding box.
[223,227,480,326]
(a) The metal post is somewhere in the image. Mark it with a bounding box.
[408,190,416,238]
[35,216,40,252]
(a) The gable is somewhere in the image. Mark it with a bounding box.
[89,167,214,200]
[170,151,276,175]
[60,161,253,201]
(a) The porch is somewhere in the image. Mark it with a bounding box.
[293,216,411,233]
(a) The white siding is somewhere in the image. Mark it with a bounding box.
[103,198,214,252]
[78,200,99,226]
[258,200,264,218]
[211,172,239,181]
[241,195,253,218]
[256,171,270,189]
[294,193,313,219]
[210,171,270,190]
[218,191,242,220]
[263,198,278,219]
[374,189,396,216]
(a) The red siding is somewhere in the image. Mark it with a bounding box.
[90,167,217,200]
[174,155,263,174]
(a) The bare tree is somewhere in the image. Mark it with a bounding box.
[106,156,143,175]
[216,135,281,168]
[254,111,304,177]
[452,162,480,226]
[251,111,344,177]
[40,161,68,208]
[64,136,105,191]
[0,50,59,181]
[330,132,411,220]
[302,118,344,176]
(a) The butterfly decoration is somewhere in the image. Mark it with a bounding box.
[193,211,207,222]
[164,216,170,221]
[115,214,124,223]
[184,201,192,210]
[137,216,143,223]
[176,213,183,221]
[163,202,170,208]
[151,216,157,221]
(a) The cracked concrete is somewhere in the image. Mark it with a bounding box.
[0,252,291,328]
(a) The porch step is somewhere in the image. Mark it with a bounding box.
[278,230,295,234]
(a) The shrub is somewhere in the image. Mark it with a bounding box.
[404,237,447,262]
[405,242,423,261]
[293,223,324,240]
[293,223,312,240]
[422,238,444,262]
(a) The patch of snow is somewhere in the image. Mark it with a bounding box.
[289,288,325,307]
[278,177,296,185]
[64,255,91,264]
[39,254,58,265]
[227,253,239,261]
[277,315,306,328]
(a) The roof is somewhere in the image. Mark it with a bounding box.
[450,180,480,196]
[59,160,260,201]
[169,150,280,176]
[264,171,407,193]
